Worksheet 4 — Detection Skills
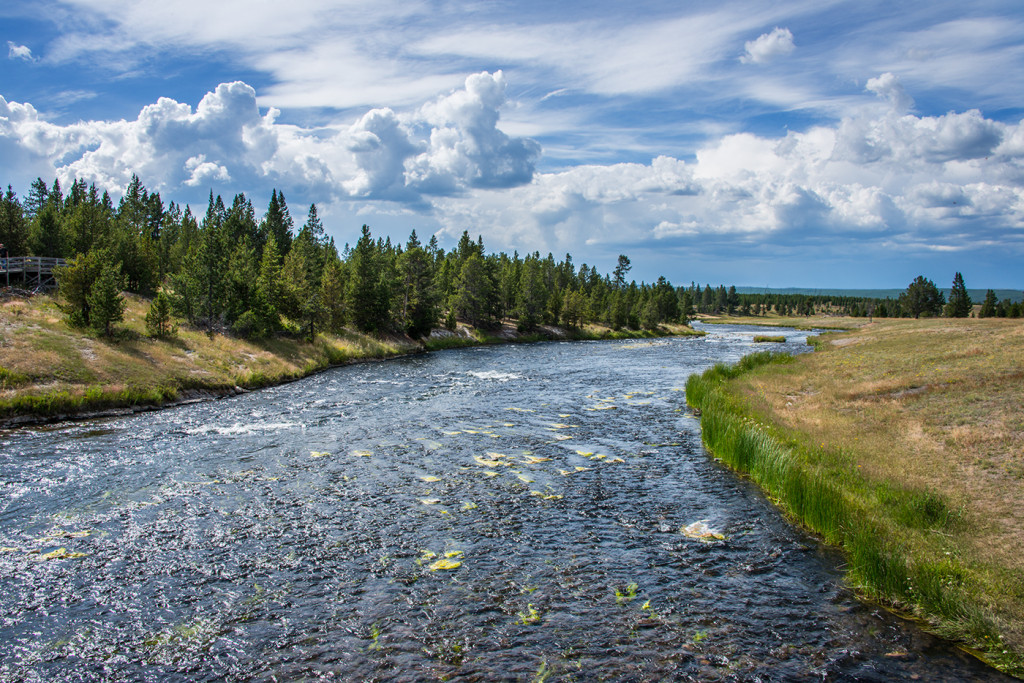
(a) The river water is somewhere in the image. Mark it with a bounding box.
[0,325,1008,681]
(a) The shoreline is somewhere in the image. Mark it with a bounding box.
[0,296,703,429]
[685,319,1024,677]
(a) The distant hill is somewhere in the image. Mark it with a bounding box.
[732,287,1023,303]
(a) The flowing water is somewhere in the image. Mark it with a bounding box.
[0,325,1009,681]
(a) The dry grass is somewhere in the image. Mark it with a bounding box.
[698,313,870,330]
[0,294,420,418]
[725,318,1024,666]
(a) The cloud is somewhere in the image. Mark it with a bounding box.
[0,73,538,208]
[7,42,33,61]
[407,71,541,193]
[865,72,914,113]
[741,27,795,64]
[428,99,1024,262]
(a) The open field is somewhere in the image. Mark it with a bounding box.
[697,313,870,330]
[0,294,700,424]
[687,318,1024,675]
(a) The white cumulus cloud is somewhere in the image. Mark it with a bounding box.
[866,72,914,113]
[741,27,795,64]
[0,73,538,207]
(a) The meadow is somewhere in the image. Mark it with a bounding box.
[686,318,1024,675]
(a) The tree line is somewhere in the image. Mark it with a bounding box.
[1,176,1018,339]
[0,176,694,338]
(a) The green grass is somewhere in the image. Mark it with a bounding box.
[753,335,786,343]
[686,347,1024,676]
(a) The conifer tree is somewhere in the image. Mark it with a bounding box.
[88,264,126,337]
[319,256,347,333]
[452,252,493,328]
[899,276,945,318]
[259,190,293,259]
[253,233,284,336]
[145,291,174,337]
[561,288,585,328]
[979,289,998,318]
[24,178,49,222]
[398,230,437,338]
[679,290,695,323]
[944,272,972,318]
[54,250,104,328]
[346,225,388,332]
[515,256,546,330]
[612,254,631,289]
[224,237,259,333]
[0,186,28,255]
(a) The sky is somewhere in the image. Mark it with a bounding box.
[2,0,1023,288]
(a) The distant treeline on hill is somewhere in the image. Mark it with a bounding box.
[734,286,1023,304]
[1,175,1020,339]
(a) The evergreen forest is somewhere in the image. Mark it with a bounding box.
[0,176,1019,340]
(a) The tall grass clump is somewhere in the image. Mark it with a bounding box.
[686,351,1015,674]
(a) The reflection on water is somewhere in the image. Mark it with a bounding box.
[0,327,1009,681]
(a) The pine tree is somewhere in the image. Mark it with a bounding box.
[88,264,126,336]
[899,276,945,318]
[54,250,103,328]
[979,290,998,318]
[679,290,695,324]
[252,233,283,337]
[727,285,739,315]
[319,256,347,333]
[398,231,437,338]
[30,204,63,256]
[259,190,293,258]
[944,272,972,318]
[346,225,388,332]
[24,178,49,221]
[145,291,174,337]
[515,256,546,330]
[224,237,259,333]
[452,252,492,328]
[0,186,28,255]
[561,288,585,328]
[612,254,631,289]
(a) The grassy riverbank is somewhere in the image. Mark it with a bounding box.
[686,318,1024,676]
[0,293,701,425]
[697,313,869,330]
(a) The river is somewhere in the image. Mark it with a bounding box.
[0,325,1009,681]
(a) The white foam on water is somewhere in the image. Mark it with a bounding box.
[467,371,523,382]
[185,421,302,436]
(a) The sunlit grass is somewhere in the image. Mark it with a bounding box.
[699,313,868,330]
[0,294,420,420]
[686,318,1024,676]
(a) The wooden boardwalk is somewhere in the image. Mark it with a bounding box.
[2,256,67,291]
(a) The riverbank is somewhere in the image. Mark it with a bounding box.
[0,293,701,427]
[697,313,869,330]
[686,318,1024,676]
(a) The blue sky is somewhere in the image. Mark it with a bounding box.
[2,0,1023,288]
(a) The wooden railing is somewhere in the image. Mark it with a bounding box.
[1,256,68,291]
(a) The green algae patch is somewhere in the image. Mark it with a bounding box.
[39,547,88,560]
